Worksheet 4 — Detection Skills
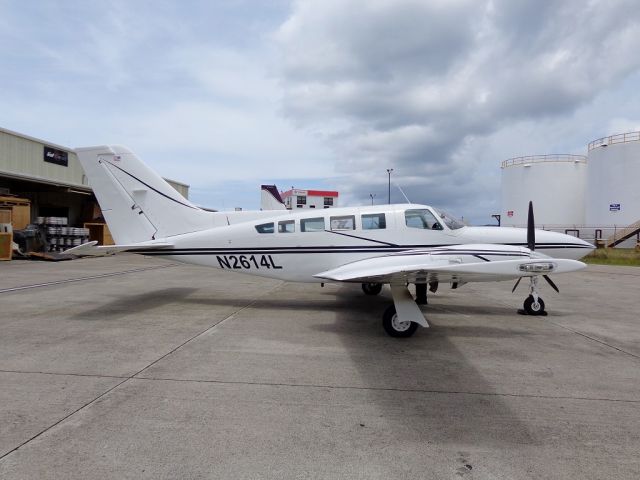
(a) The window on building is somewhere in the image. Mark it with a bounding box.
[404,209,443,230]
[330,215,355,231]
[300,217,325,232]
[255,222,275,233]
[278,220,295,233]
[297,195,307,205]
[324,197,334,206]
[361,213,386,230]
[309,205,316,208]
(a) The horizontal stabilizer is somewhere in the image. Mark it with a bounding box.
[61,241,172,257]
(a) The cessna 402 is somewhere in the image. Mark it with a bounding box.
[66,145,593,337]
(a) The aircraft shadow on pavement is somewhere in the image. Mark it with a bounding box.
[68,282,533,448]
[318,284,535,449]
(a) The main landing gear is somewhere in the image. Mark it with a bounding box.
[361,282,383,296]
[383,304,419,337]
[360,282,429,337]
[380,284,429,338]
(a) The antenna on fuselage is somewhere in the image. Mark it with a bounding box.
[393,183,411,203]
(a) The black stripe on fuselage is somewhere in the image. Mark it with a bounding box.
[132,245,535,257]
[104,160,198,210]
[324,230,399,246]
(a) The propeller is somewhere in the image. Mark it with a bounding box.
[527,200,535,251]
[511,277,522,293]
[512,201,560,294]
[542,274,559,293]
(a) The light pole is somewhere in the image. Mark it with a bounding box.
[369,193,376,205]
[386,168,393,204]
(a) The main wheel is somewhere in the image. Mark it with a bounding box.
[523,295,545,315]
[382,304,419,338]
[362,282,383,296]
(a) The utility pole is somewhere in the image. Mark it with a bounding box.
[386,168,393,204]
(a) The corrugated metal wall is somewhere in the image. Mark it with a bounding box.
[0,128,189,199]
[0,128,87,187]
[164,179,189,199]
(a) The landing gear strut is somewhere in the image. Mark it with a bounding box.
[415,283,428,305]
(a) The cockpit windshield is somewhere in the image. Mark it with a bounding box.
[434,208,465,230]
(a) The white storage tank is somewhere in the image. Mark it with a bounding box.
[586,132,640,227]
[501,154,587,227]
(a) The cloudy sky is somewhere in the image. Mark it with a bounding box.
[1,0,640,222]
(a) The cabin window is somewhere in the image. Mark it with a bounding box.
[300,217,325,232]
[278,220,295,233]
[255,222,275,234]
[330,215,355,231]
[361,213,386,230]
[404,209,443,230]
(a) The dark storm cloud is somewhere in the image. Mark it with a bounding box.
[275,0,640,220]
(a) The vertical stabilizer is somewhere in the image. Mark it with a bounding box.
[260,184,286,210]
[76,146,211,243]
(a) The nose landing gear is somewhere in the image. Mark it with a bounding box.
[518,276,548,316]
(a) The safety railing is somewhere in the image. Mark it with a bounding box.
[588,131,640,151]
[501,154,587,168]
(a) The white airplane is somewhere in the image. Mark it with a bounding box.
[66,145,593,337]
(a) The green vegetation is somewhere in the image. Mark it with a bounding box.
[583,247,640,267]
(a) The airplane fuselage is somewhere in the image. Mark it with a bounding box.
[137,204,593,283]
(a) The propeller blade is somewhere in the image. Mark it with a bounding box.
[511,276,523,293]
[543,275,560,293]
[527,201,535,251]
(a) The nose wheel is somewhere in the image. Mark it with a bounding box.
[523,295,546,315]
[518,276,548,316]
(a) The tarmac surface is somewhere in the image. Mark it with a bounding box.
[0,255,639,479]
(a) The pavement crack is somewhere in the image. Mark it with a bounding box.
[0,264,175,294]
[543,319,640,361]
[130,376,640,404]
[0,370,127,380]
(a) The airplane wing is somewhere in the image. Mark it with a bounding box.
[61,241,173,257]
[314,247,586,285]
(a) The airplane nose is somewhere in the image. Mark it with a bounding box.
[542,230,594,260]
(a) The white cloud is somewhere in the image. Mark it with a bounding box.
[2,0,640,218]
[274,0,640,221]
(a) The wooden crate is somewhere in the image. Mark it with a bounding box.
[0,232,12,260]
[0,196,31,230]
[84,222,115,245]
[0,207,11,225]
[11,204,30,229]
